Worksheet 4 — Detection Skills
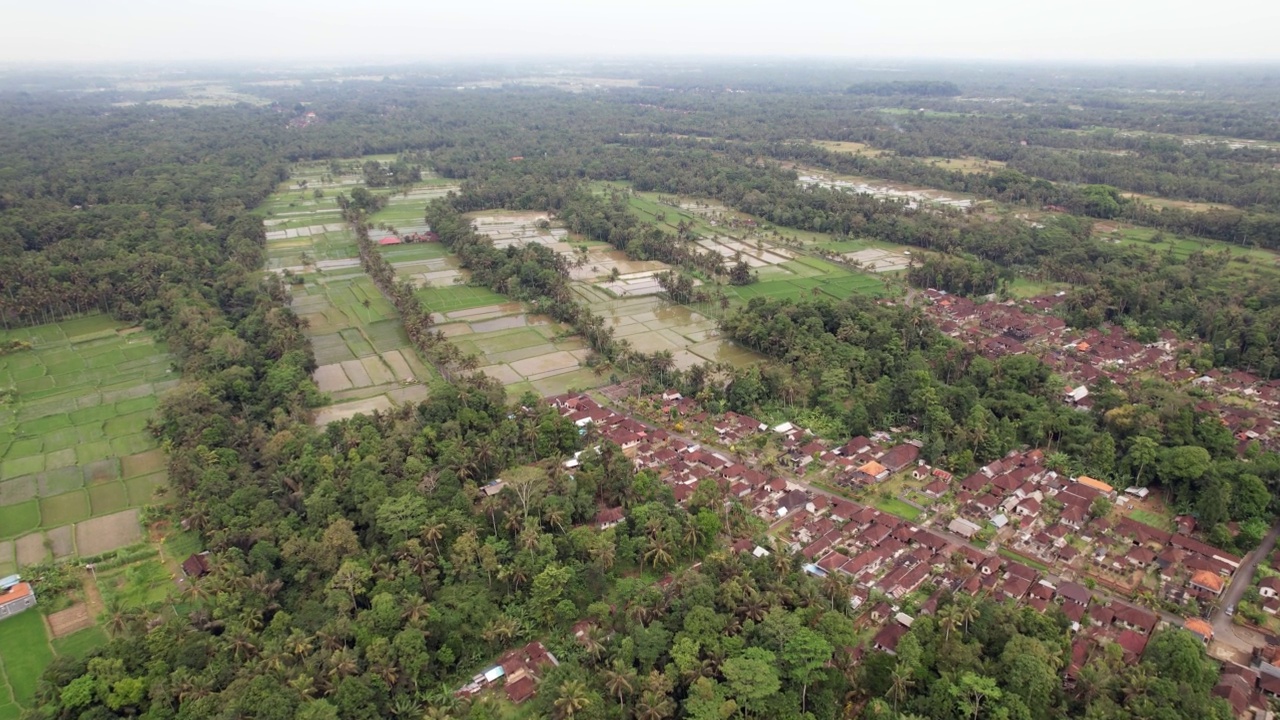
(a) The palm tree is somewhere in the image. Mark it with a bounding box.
[388,695,420,717]
[402,597,431,624]
[635,689,674,720]
[890,666,915,713]
[580,626,607,666]
[552,679,591,720]
[939,604,963,642]
[957,594,980,633]
[421,523,446,556]
[644,538,674,569]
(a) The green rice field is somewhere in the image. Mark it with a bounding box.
[0,316,172,566]
[0,610,54,714]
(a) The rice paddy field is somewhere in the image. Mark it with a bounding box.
[0,610,54,718]
[618,189,894,302]
[255,157,475,423]
[0,316,172,571]
[287,267,433,424]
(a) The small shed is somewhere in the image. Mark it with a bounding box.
[378,236,402,245]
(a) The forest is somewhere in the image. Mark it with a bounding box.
[3,62,1279,720]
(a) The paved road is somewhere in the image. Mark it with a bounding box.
[1211,518,1280,651]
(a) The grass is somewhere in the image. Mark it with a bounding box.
[1007,277,1072,299]
[999,548,1050,573]
[0,610,53,708]
[50,626,108,658]
[870,496,923,522]
[1128,509,1173,532]
[99,559,172,610]
[417,284,509,314]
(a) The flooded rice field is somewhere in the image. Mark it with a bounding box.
[797,171,975,209]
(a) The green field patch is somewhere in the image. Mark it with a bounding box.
[124,473,166,506]
[100,559,172,609]
[109,432,155,457]
[0,497,39,541]
[311,333,357,365]
[74,441,114,465]
[88,482,130,516]
[76,423,107,444]
[365,320,411,352]
[39,426,82,453]
[339,328,375,358]
[21,414,72,435]
[13,376,54,394]
[68,402,117,425]
[6,362,46,383]
[114,395,157,415]
[1127,509,1173,532]
[417,284,509,313]
[42,355,85,376]
[870,496,923,521]
[3,438,42,461]
[0,456,43,478]
[0,609,53,707]
[103,410,152,437]
[380,243,448,262]
[58,315,123,338]
[50,626,109,659]
[39,490,90,527]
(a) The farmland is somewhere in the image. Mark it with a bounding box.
[0,610,53,717]
[256,159,459,423]
[0,316,171,571]
[621,188,897,302]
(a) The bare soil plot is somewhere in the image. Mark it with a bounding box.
[46,605,93,639]
[74,509,142,557]
[813,140,888,156]
[796,168,977,209]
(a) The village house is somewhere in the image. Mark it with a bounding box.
[0,576,35,620]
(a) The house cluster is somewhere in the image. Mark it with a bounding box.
[1205,652,1280,719]
[921,288,1068,359]
[922,287,1280,454]
[767,428,927,487]
[548,393,787,508]
[455,641,560,705]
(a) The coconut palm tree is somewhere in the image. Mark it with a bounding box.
[421,522,446,556]
[552,679,591,720]
[890,666,915,713]
[939,604,963,642]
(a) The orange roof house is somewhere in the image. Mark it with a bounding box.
[1075,476,1114,494]
[858,461,888,478]
[0,579,36,620]
[1190,570,1224,595]
[1184,617,1214,642]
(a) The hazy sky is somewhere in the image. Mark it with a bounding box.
[4,0,1279,64]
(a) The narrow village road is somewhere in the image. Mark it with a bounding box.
[1211,518,1280,651]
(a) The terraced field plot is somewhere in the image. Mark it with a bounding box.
[0,316,171,570]
[369,182,461,230]
[288,269,432,423]
[572,288,765,370]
